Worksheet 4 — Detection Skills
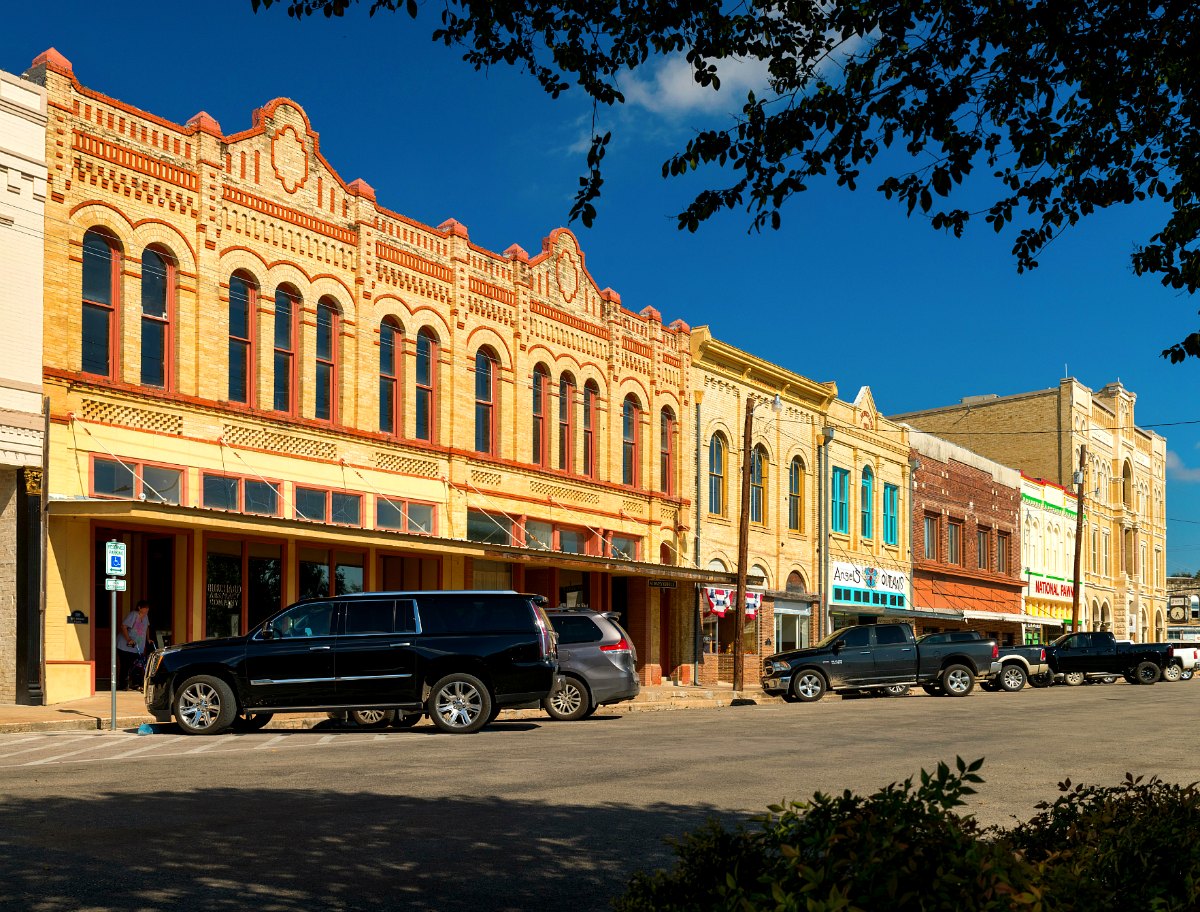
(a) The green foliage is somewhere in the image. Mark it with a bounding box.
[616,760,1200,912]
[1004,773,1200,912]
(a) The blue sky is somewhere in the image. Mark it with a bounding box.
[6,2,1200,568]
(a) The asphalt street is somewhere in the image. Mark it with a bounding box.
[1,682,1197,912]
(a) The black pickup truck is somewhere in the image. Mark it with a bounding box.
[761,622,997,702]
[1043,631,1173,685]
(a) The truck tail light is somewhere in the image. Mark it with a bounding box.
[991,644,999,659]
[1039,648,1046,661]
[1168,645,1174,659]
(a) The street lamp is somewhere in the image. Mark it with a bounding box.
[732,392,783,693]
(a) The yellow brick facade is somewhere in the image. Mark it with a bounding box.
[29,50,722,703]
[894,379,1168,641]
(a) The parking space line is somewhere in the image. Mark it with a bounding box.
[107,735,186,759]
[0,735,93,760]
[253,734,286,750]
[0,736,45,751]
[318,734,336,744]
[24,735,139,766]
[184,737,233,754]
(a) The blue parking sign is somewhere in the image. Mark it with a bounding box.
[105,541,127,577]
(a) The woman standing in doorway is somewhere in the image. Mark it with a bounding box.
[116,599,151,690]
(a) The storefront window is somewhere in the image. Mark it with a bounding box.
[94,458,135,498]
[299,546,330,601]
[205,539,283,638]
[467,510,513,545]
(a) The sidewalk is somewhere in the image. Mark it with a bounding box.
[0,683,769,734]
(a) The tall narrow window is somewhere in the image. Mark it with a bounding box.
[622,394,641,486]
[924,515,938,560]
[948,520,962,565]
[475,348,495,454]
[314,298,338,422]
[660,407,676,494]
[883,483,899,546]
[860,466,874,539]
[228,272,255,404]
[582,380,598,477]
[532,364,550,465]
[788,457,803,532]
[414,328,437,441]
[82,229,119,377]
[831,467,849,534]
[978,529,991,570]
[749,445,767,524]
[273,286,299,413]
[379,319,401,435]
[558,373,575,472]
[140,248,172,388]
[709,434,726,515]
[998,532,1010,574]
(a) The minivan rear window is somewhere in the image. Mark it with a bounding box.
[416,595,534,635]
[549,615,604,645]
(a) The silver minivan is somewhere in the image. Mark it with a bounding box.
[543,609,640,720]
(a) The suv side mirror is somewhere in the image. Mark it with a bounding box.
[832,640,844,653]
[261,623,276,641]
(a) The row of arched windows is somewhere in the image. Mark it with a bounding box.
[708,434,806,532]
[81,228,679,494]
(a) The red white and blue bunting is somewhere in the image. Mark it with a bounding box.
[704,588,761,618]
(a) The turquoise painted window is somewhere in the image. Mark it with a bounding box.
[860,466,874,539]
[883,483,899,546]
[831,467,849,534]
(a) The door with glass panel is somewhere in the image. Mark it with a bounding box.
[331,598,420,706]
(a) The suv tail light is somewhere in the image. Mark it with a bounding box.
[531,604,556,661]
[991,644,999,659]
[600,637,632,654]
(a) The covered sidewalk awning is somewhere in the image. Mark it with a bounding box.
[962,608,1063,627]
[833,604,965,622]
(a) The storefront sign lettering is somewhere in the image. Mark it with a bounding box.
[1032,578,1074,601]
[830,561,907,593]
[66,610,89,625]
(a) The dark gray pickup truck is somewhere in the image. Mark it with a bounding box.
[761,622,997,702]
[1044,631,1173,685]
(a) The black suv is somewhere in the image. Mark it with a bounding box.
[144,591,558,735]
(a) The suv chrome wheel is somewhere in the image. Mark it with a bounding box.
[350,709,396,729]
[427,673,493,734]
[173,675,236,736]
[544,676,590,721]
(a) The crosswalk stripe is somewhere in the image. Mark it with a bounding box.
[107,735,186,759]
[254,734,286,750]
[24,735,139,765]
[0,735,92,759]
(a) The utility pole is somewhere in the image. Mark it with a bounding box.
[1071,444,1087,632]
[732,394,755,693]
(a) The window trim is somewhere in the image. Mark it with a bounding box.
[709,433,727,517]
[787,457,803,532]
[558,373,575,473]
[831,466,850,535]
[294,485,365,527]
[199,471,283,517]
[923,513,940,561]
[90,454,186,505]
[81,228,121,379]
[375,495,438,536]
[882,482,899,546]
[998,531,1010,575]
[977,528,991,571]
[272,286,300,415]
[139,247,175,390]
[227,272,257,406]
[622,395,641,487]
[532,364,550,466]
[860,466,873,540]
[314,297,339,423]
[474,348,497,455]
[379,318,402,436]
[582,380,599,478]
[749,444,767,526]
[660,407,676,495]
[948,519,963,566]
[414,328,438,442]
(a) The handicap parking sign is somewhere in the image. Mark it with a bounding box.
[105,541,127,577]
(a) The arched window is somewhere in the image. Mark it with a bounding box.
[414,328,437,441]
[228,272,256,404]
[709,433,727,516]
[559,373,575,472]
[379,318,402,435]
[314,297,339,422]
[660,406,676,495]
[82,229,120,377]
[622,394,641,486]
[660,541,675,565]
[786,571,806,594]
[532,364,550,465]
[749,445,767,525]
[788,457,804,532]
[860,466,874,539]
[272,286,300,413]
[140,248,173,388]
[1122,461,1133,508]
[582,380,599,477]
[475,348,496,454]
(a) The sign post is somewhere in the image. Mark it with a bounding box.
[105,540,127,731]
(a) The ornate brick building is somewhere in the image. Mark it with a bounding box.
[28,49,728,703]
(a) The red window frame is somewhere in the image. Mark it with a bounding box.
[379,318,402,436]
[521,517,601,556]
[139,247,175,390]
[90,454,186,505]
[558,373,575,473]
[660,406,675,495]
[295,486,365,527]
[272,286,300,415]
[81,228,121,379]
[414,328,437,442]
[228,272,257,405]
[582,381,599,478]
[314,297,339,423]
[201,533,288,638]
[532,364,550,465]
[375,496,438,536]
[474,348,497,455]
[622,395,641,487]
[199,471,283,517]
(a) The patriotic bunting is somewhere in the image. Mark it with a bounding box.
[703,588,761,618]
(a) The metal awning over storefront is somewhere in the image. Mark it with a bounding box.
[833,604,965,622]
[963,609,1062,626]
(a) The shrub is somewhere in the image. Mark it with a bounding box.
[1004,773,1200,912]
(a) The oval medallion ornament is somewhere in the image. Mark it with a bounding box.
[271,124,309,194]
[556,249,579,304]
[864,566,878,589]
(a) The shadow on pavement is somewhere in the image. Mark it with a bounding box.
[0,786,738,912]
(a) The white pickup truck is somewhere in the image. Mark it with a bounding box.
[1164,644,1198,682]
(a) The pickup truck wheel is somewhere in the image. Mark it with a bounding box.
[1063,671,1086,686]
[427,673,493,733]
[999,665,1027,692]
[349,709,396,729]
[790,671,826,703]
[173,675,236,736]
[941,665,975,697]
[921,682,943,696]
[1028,672,1053,688]
[1135,661,1161,685]
[1162,663,1182,683]
[1181,669,1194,682]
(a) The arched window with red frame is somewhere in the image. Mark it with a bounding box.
[228,271,257,405]
[582,380,599,478]
[559,372,576,472]
[532,364,551,465]
[314,296,339,422]
[622,393,642,487]
[379,317,403,435]
[414,328,438,442]
[660,406,676,495]
[272,285,300,414]
[140,247,175,389]
[81,228,121,378]
[475,347,497,455]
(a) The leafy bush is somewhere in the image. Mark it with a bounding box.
[616,761,1200,912]
[1004,773,1200,912]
